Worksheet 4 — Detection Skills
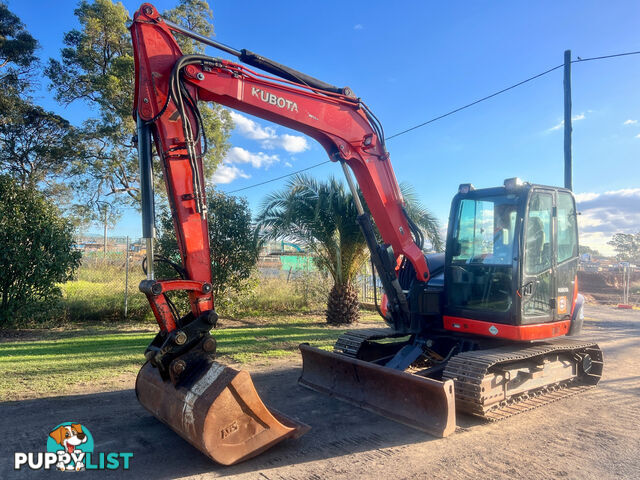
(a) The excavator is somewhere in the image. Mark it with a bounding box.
[130,3,603,466]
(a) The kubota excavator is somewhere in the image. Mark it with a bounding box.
[130,3,603,466]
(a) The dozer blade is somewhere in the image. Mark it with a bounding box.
[136,361,308,465]
[299,344,456,437]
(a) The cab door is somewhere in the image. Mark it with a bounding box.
[555,190,579,320]
[521,189,555,324]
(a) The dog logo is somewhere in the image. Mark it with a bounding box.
[14,421,132,471]
[47,422,94,471]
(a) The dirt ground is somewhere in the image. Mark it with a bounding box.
[578,270,640,305]
[2,304,639,479]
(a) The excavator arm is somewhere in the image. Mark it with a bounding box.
[131,4,429,337]
[129,3,448,466]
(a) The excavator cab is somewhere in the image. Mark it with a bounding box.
[443,178,582,338]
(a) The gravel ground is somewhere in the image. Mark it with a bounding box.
[2,304,639,479]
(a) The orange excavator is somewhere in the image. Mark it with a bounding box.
[130,3,602,466]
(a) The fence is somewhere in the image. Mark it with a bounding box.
[63,239,383,322]
[356,262,381,306]
[259,252,381,305]
[63,236,148,321]
[65,242,331,321]
[577,269,640,306]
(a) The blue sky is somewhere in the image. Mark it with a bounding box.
[8,0,640,254]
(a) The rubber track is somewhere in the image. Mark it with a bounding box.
[333,328,398,357]
[442,339,603,421]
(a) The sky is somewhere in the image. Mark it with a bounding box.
[7,0,640,255]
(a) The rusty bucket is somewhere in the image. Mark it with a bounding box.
[136,361,308,465]
[299,344,456,437]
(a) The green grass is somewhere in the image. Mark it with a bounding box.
[214,274,332,317]
[58,261,150,323]
[44,264,330,326]
[0,330,151,400]
[0,312,383,400]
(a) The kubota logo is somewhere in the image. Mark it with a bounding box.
[251,87,298,112]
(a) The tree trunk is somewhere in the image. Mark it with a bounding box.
[326,282,359,325]
[1,289,7,318]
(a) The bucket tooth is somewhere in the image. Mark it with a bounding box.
[299,343,456,438]
[136,361,308,465]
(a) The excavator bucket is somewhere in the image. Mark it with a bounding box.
[136,361,308,465]
[299,344,456,437]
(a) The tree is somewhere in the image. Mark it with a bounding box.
[579,245,600,257]
[257,174,442,325]
[46,0,232,221]
[0,3,84,216]
[0,175,81,322]
[401,182,443,252]
[164,0,233,173]
[0,101,79,191]
[0,1,38,99]
[608,232,640,263]
[156,189,261,304]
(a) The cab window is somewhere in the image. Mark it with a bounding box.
[525,192,552,275]
[447,195,519,314]
[452,196,518,266]
[557,192,578,263]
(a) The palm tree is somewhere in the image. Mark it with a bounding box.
[257,174,441,325]
[400,182,444,252]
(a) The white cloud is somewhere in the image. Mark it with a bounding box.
[623,119,637,125]
[635,133,640,139]
[263,134,309,153]
[282,135,309,153]
[576,188,640,255]
[211,163,250,184]
[230,111,309,153]
[354,24,364,30]
[573,192,598,203]
[210,146,281,184]
[549,113,586,131]
[284,161,293,167]
[229,111,275,140]
[225,146,280,168]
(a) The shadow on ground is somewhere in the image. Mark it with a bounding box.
[3,304,639,479]
[1,365,484,479]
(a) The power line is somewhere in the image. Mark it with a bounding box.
[572,50,640,63]
[384,50,640,140]
[226,49,640,194]
[384,63,564,140]
[228,160,331,193]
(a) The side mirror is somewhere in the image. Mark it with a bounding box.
[452,241,462,256]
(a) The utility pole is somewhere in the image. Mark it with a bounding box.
[103,207,108,258]
[101,204,109,258]
[564,49,572,190]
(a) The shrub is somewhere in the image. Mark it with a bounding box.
[220,271,332,318]
[0,175,81,325]
[156,190,262,317]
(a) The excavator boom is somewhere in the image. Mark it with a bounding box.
[129,2,433,464]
